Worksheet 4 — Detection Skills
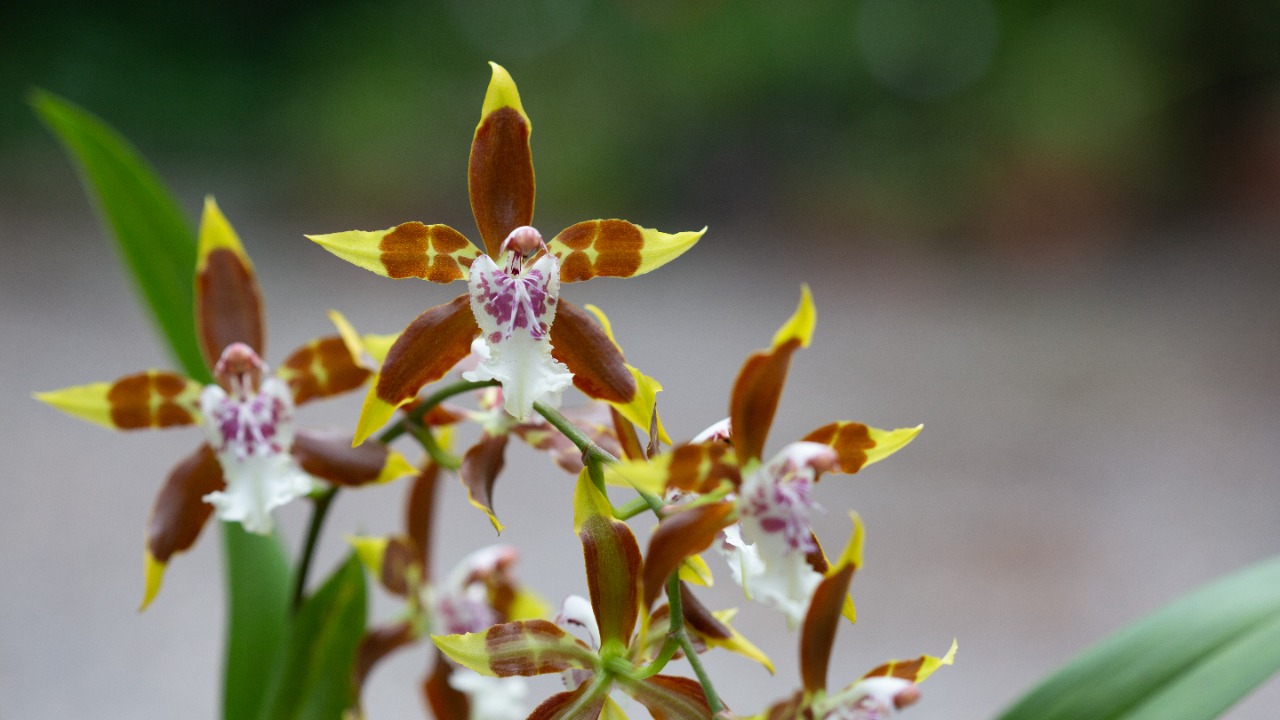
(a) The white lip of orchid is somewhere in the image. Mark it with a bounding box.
[199,343,314,534]
[463,226,573,420]
[691,417,732,444]
[554,594,599,691]
[448,669,529,720]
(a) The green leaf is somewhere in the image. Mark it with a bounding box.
[259,552,368,720]
[996,554,1280,720]
[30,89,209,383]
[222,523,292,720]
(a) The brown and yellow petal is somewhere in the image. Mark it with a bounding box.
[277,334,373,406]
[195,197,265,367]
[143,443,226,610]
[679,590,774,673]
[306,222,481,284]
[574,470,643,650]
[291,428,414,487]
[36,370,203,431]
[470,62,535,258]
[354,294,480,445]
[548,220,705,283]
[433,619,597,678]
[730,286,816,463]
[528,681,607,720]
[355,621,418,701]
[799,514,866,691]
[801,421,922,475]
[858,639,958,684]
[621,674,714,720]
[424,651,472,720]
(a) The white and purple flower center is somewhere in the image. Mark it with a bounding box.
[203,343,294,460]
[738,442,836,554]
[472,263,555,344]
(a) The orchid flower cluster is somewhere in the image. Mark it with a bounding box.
[38,63,954,719]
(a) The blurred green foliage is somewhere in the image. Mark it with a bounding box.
[6,0,1280,244]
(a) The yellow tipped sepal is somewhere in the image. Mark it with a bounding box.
[481,62,529,126]
[353,384,402,446]
[772,284,816,350]
[197,196,251,272]
[140,550,166,611]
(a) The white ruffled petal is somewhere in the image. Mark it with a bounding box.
[448,670,529,720]
[464,254,572,420]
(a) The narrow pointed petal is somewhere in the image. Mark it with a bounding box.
[550,299,635,405]
[730,287,816,463]
[348,535,389,581]
[461,432,510,533]
[643,501,735,609]
[581,304,670,443]
[680,587,775,673]
[802,422,923,475]
[142,443,225,609]
[528,681,607,720]
[610,407,646,461]
[327,308,399,370]
[307,222,481,283]
[859,639,957,684]
[291,428,414,486]
[678,555,714,587]
[800,514,866,692]
[195,196,264,367]
[432,619,597,677]
[604,443,740,496]
[601,696,630,720]
[424,651,472,720]
[622,674,714,720]
[355,621,417,699]
[355,294,479,444]
[470,62,535,258]
[406,461,443,574]
[574,470,643,651]
[36,371,202,430]
[548,220,705,282]
[277,335,373,406]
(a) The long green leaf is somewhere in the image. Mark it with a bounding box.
[223,523,292,720]
[30,89,209,382]
[996,554,1280,720]
[32,93,293,719]
[260,553,368,720]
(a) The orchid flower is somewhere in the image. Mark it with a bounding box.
[36,198,413,608]
[308,62,699,438]
[431,472,753,719]
[605,286,922,626]
[350,461,548,720]
[748,517,956,719]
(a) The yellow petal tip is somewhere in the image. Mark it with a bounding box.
[140,551,165,612]
[482,62,527,122]
[354,387,400,447]
[772,284,817,349]
[197,195,250,269]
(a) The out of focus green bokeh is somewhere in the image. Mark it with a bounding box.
[5,0,1280,259]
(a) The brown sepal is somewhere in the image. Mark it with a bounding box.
[291,428,389,487]
[643,502,735,609]
[549,299,636,405]
[527,682,604,720]
[379,535,417,596]
[666,442,742,494]
[406,461,442,577]
[376,294,480,406]
[679,583,732,642]
[802,421,875,475]
[610,406,645,462]
[196,247,265,368]
[729,338,802,464]
[355,621,417,699]
[553,219,644,282]
[800,562,856,694]
[147,443,225,563]
[424,650,471,720]
[469,106,535,258]
[626,674,715,720]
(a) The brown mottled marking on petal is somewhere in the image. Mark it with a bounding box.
[581,514,642,646]
[804,531,830,575]
[666,443,740,494]
[485,620,577,676]
[316,336,372,396]
[147,444,225,563]
[376,295,480,406]
[559,251,594,282]
[108,372,197,429]
[549,300,635,404]
[291,428,386,486]
[470,106,535,258]
[589,220,643,278]
[866,656,926,681]
[197,247,265,368]
[803,421,874,474]
[627,674,714,720]
[426,255,464,284]
[555,222,596,250]
[527,683,602,720]
[379,222,431,279]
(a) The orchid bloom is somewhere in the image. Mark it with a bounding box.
[432,472,744,719]
[606,286,922,626]
[36,198,413,608]
[351,462,547,720]
[749,518,956,719]
[308,62,700,438]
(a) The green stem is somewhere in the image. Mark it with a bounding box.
[379,379,499,444]
[407,419,461,470]
[290,486,336,612]
[615,497,652,520]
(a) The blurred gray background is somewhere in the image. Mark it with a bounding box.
[3,0,1280,718]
